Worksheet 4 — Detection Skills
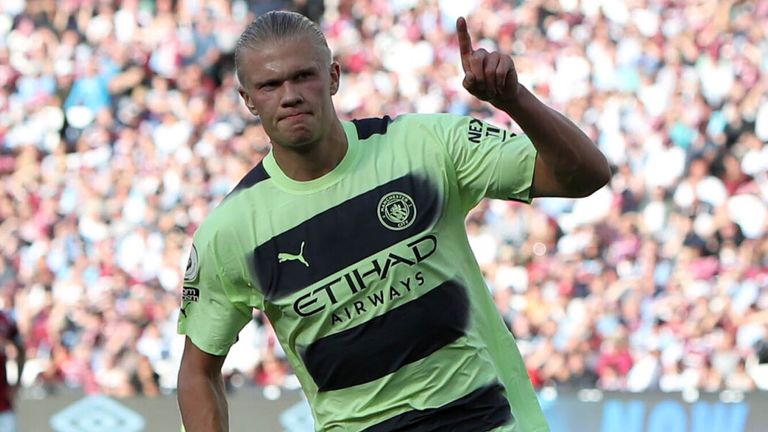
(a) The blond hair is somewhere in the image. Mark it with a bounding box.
[235,11,331,84]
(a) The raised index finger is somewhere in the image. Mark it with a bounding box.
[456,17,474,72]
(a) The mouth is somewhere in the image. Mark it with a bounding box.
[279,112,311,122]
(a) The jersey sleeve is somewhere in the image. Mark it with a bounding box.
[424,113,537,213]
[177,226,255,356]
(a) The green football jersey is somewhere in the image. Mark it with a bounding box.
[178,113,550,432]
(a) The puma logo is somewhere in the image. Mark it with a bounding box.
[278,241,309,267]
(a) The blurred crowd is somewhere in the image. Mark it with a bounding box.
[1,0,767,400]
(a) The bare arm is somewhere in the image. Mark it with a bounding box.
[178,337,229,432]
[500,85,611,198]
[456,17,611,198]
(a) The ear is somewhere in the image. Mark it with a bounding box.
[329,61,341,96]
[238,87,259,116]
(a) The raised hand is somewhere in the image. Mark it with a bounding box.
[457,16,519,105]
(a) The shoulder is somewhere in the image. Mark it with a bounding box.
[228,162,270,196]
[398,112,466,126]
[190,214,224,259]
[350,115,395,139]
[350,113,468,140]
[191,161,273,252]
[199,162,270,239]
[396,113,474,140]
[192,191,250,254]
[389,113,467,128]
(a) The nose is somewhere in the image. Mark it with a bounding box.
[280,82,303,107]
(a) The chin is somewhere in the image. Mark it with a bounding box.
[280,134,319,150]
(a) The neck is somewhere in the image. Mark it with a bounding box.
[271,118,348,181]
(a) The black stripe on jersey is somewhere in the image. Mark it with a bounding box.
[253,173,441,301]
[352,116,393,140]
[300,280,469,392]
[362,383,512,432]
[231,163,269,193]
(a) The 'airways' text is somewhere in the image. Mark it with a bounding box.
[331,271,425,325]
[292,235,437,319]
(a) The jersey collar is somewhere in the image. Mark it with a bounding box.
[263,121,360,193]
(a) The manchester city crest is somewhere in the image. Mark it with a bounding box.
[378,192,417,231]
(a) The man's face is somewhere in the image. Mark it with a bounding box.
[238,35,339,150]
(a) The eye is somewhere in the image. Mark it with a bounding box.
[296,71,313,81]
[260,81,279,91]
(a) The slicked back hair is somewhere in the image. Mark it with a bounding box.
[235,11,331,85]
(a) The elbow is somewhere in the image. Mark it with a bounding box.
[577,138,612,196]
[592,157,613,192]
[571,158,612,198]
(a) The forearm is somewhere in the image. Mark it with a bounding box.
[497,85,610,196]
[178,370,229,432]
